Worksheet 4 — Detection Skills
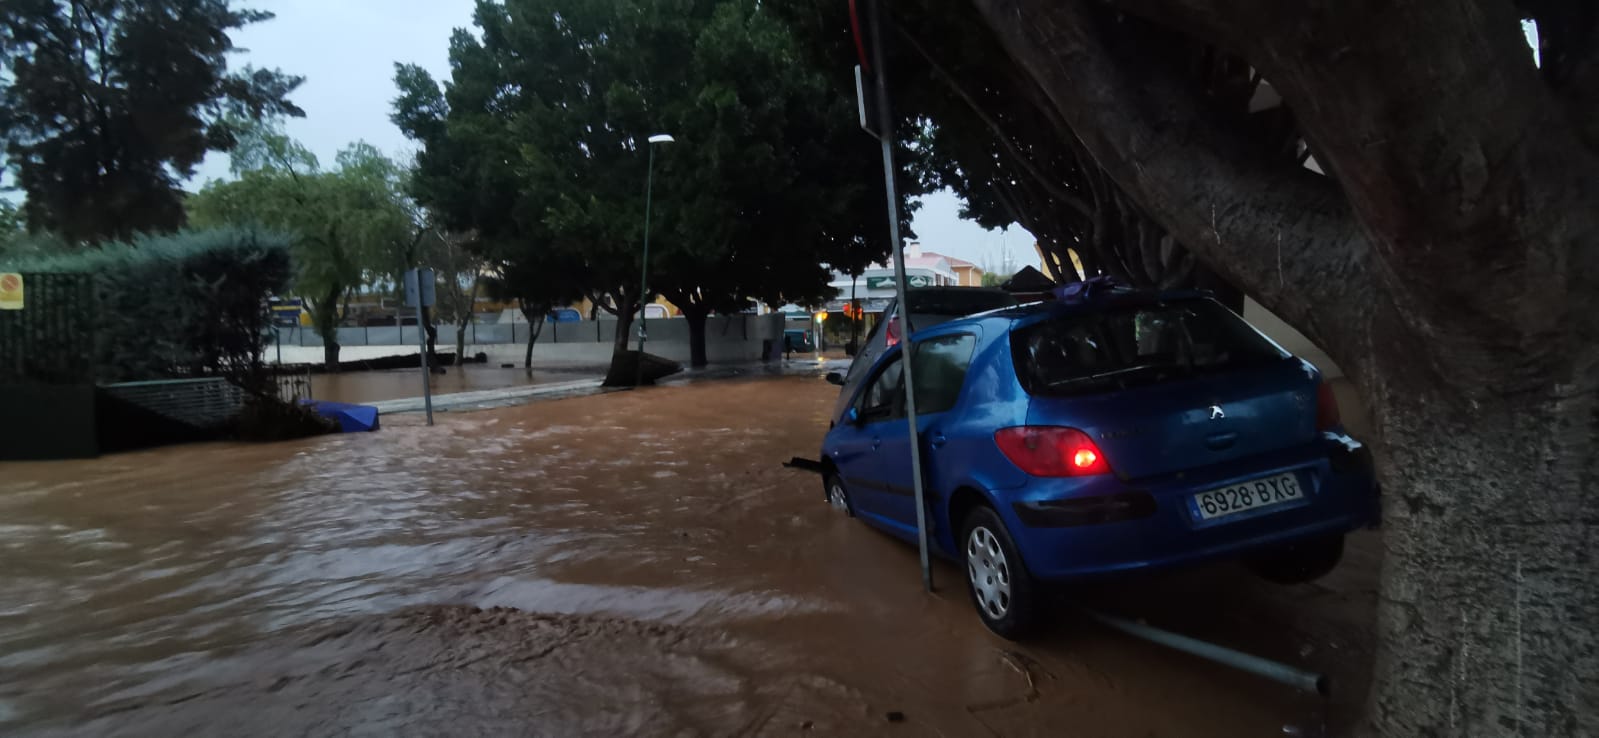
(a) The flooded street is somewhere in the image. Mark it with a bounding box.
[0,376,1379,736]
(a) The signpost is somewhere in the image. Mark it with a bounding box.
[403,268,436,426]
[855,0,935,592]
[0,273,24,310]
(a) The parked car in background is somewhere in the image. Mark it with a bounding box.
[827,286,1017,422]
[784,329,815,353]
[819,284,1380,638]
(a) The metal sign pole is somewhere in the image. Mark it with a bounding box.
[865,0,934,592]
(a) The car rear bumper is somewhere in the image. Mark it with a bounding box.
[996,435,1380,581]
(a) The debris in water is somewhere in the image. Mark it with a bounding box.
[885,711,905,723]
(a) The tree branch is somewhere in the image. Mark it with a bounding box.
[892,20,1091,218]
[972,0,1373,369]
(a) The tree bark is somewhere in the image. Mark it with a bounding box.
[971,1,1599,733]
[312,284,342,371]
[421,305,439,371]
[517,299,547,369]
[682,303,710,368]
[455,279,478,364]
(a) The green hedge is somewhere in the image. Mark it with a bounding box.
[0,227,293,385]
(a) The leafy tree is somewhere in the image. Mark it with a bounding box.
[968,0,1598,732]
[0,200,25,257]
[0,0,303,243]
[395,0,917,372]
[188,124,415,368]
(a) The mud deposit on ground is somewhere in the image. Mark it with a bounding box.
[0,377,1379,736]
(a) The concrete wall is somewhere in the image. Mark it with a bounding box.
[270,314,784,366]
[1243,297,1342,379]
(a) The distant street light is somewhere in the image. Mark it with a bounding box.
[636,132,674,387]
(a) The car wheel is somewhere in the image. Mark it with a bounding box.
[1246,534,1345,584]
[961,506,1039,639]
[823,473,854,517]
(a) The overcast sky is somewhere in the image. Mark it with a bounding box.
[192,0,1037,271]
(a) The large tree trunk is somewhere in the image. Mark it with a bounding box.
[421,305,439,372]
[970,0,1599,733]
[455,280,479,364]
[314,285,342,371]
[681,303,710,368]
[518,300,547,369]
[611,299,636,359]
[1369,377,1599,735]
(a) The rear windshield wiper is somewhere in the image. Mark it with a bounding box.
[1044,363,1171,391]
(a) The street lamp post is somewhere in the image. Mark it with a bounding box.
[636,133,674,388]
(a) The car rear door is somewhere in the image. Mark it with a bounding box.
[871,332,980,538]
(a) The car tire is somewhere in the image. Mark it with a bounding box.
[1246,534,1345,584]
[960,506,1040,640]
[823,473,854,517]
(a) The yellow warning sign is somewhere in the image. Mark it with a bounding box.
[0,272,22,310]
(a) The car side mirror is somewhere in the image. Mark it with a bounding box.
[846,406,861,425]
[826,371,845,386]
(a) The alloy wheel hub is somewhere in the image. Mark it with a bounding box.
[967,526,1011,619]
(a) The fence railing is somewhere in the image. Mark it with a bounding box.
[100,377,244,429]
[269,368,313,402]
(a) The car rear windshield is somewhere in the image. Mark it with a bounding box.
[1010,299,1285,396]
[905,288,1016,316]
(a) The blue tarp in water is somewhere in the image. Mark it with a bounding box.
[303,400,380,433]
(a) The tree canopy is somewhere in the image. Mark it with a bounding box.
[188,123,419,367]
[0,0,303,243]
[394,0,919,367]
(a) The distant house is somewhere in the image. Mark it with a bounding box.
[928,252,984,286]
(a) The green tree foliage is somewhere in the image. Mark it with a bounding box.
[394,0,917,369]
[0,1,303,243]
[188,123,416,368]
[0,200,24,256]
[0,227,291,386]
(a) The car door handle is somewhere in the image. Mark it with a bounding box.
[928,432,948,450]
[871,437,881,450]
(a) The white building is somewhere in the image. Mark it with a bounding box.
[823,242,961,314]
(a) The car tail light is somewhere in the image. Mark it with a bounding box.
[885,314,901,348]
[994,426,1112,477]
[1316,381,1341,431]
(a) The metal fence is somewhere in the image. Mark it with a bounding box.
[0,272,97,384]
[100,377,245,428]
[270,368,313,402]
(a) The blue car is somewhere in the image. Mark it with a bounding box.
[819,285,1380,638]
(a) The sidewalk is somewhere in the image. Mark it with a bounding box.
[369,355,849,415]
[369,377,610,414]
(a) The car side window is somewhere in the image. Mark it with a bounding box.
[912,333,978,414]
[857,355,904,421]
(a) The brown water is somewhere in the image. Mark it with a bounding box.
[0,377,1379,736]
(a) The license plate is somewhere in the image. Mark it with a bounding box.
[1191,473,1304,521]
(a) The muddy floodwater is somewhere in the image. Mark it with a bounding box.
[0,376,1381,736]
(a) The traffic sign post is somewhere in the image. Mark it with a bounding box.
[403,268,437,426]
[856,0,935,592]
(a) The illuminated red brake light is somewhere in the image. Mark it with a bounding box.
[994,427,1113,477]
[1316,381,1341,431]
